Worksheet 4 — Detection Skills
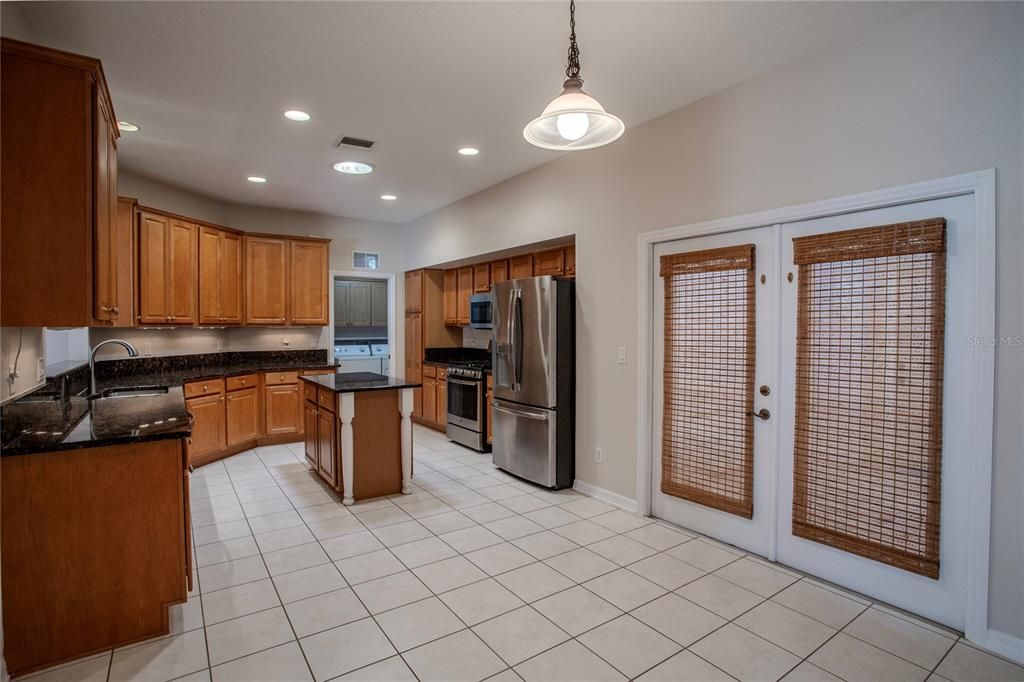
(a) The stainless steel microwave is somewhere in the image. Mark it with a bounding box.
[469,292,493,329]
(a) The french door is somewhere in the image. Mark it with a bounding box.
[652,194,975,629]
[652,226,779,557]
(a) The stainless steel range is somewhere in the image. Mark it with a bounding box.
[445,361,491,452]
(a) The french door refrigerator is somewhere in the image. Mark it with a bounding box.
[492,275,575,488]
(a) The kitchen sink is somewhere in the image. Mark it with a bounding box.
[96,386,170,399]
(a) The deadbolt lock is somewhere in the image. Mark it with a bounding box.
[759,385,771,396]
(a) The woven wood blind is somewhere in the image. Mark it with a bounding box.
[792,218,946,578]
[660,245,756,518]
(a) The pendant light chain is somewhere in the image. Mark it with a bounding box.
[565,0,581,80]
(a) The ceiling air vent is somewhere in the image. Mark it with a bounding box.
[353,251,380,270]
[336,136,375,149]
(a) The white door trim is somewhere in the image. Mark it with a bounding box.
[330,269,398,377]
[635,169,996,646]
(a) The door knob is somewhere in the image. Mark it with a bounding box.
[747,409,771,421]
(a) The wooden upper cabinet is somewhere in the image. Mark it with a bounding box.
[290,240,329,325]
[535,248,565,276]
[405,270,423,312]
[443,269,458,326]
[112,198,136,327]
[491,260,509,285]
[370,281,388,326]
[1,38,120,327]
[199,227,243,325]
[348,281,372,326]
[137,212,170,324]
[473,263,491,293]
[245,236,288,325]
[137,212,196,325]
[93,96,118,324]
[456,267,473,325]
[509,254,534,279]
[564,245,576,277]
[167,220,198,324]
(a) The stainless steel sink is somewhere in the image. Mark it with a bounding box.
[97,386,170,399]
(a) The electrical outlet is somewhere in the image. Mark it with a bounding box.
[143,342,152,356]
[595,446,603,464]
[216,339,224,351]
[282,337,290,347]
[617,347,627,364]
[37,357,46,382]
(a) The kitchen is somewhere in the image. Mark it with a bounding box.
[1,3,1022,682]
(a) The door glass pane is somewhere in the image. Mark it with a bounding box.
[791,218,946,578]
[660,245,756,518]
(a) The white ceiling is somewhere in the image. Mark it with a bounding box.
[13,1,920,224]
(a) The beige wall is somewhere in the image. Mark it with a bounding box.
[402,3,1023,639]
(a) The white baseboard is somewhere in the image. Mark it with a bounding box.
[573,479,639,514]
[969,627,1024,666]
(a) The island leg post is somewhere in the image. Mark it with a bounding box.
[340,393,355,506]
[400,388,414,494]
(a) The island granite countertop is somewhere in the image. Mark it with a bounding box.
[301,372,421,393]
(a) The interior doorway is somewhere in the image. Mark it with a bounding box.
[331,271,397,377]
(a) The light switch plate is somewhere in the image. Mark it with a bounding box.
[595,446,603,464]
[616,347,627,364]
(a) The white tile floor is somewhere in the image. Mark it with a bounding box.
[23,425,1024,682]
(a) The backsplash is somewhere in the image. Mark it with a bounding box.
[462,327,491,350]
[93,349,331,382]
[89,327,329,359]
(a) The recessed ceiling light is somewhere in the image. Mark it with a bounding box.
[332,161,374,175]
[458,147,480,156]
[284,110,311,122]
[117,121,140,132]
[380,194,397,201]
[247,176,267,183]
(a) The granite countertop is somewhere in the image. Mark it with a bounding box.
[302,372,421,393]
[1,387,190,457]
[2,350,335,457]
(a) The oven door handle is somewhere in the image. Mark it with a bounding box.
[492,403,548,421]
[447,377,481,387]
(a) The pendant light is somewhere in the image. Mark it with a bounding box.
[523,0,624,151]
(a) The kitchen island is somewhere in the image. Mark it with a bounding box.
[300,372,421,505]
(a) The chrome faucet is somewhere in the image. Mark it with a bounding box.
[89,339,139,396]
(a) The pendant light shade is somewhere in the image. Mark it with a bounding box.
[523,0,624,151]
[523,78,625,150]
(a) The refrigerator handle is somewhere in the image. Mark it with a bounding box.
[513,288,523,391]
[493,402,548,421]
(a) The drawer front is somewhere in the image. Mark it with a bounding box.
[303,381,317,401]
[438,368,448,381]
[423,365,437,378]
[317,387,336,412]
[226,374,257,392]
[265,371,299,385]
[184,378,224,398]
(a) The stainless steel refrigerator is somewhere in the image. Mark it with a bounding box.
[491,276,575,488]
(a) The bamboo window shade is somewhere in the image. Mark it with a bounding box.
[660,245,756,518]
[792,218,946,578]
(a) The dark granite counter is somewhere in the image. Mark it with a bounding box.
[302,372,421,393]
[2,350,336,456]
[1,387,190,456]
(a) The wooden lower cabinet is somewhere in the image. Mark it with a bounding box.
[416,364,449,431]
[304,393,339,488]
[316,405,338,486]
[226,387,258,445]
[265,381,301,436]
[186,392,226,464]
[1,439,190,676]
